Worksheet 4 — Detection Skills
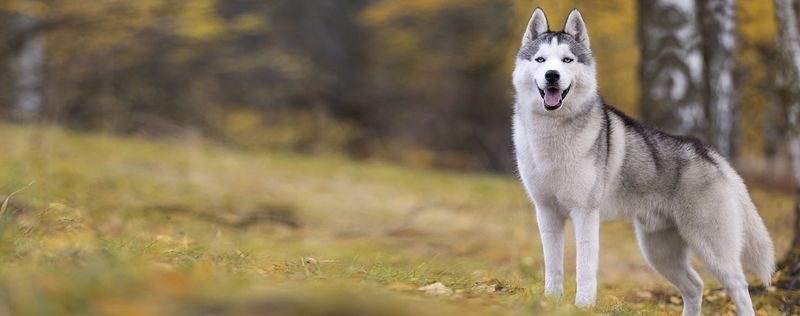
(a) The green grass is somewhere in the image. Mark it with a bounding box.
[0,124,792,315]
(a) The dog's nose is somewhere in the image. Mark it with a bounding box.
[545,70,560,83]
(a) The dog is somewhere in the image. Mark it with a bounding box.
[511,8,775,316]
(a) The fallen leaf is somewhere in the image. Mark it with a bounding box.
[418,282,453,296]
[635,291,653,299]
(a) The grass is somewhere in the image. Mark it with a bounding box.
[0,123,794,315]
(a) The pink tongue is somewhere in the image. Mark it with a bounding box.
[544,89,562,107]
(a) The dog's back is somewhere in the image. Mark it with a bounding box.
[602,105,775,285]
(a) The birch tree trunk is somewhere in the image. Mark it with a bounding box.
[639,0,706,139]
[774,0,800,292]
[10,8,44,122]
[700,0,738,158]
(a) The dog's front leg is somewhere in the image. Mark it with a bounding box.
[535,204,565,297]
[571,210,599,308]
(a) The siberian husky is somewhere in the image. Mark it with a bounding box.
[512,8,774,316]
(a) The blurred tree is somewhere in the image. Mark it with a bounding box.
[264,0,371,152]
[639,0,741,159]
[10,0,44,122]
[361,0,515,171]
[735,1,787,179]
[774,0,800,289]
[639,0,707,140]
[701,0,738,158]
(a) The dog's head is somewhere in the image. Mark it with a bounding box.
[513,8,597,116]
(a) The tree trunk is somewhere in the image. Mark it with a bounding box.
[639,0,706,139]
[700,0,738,158]
[774,0,800,292]
[11,7,44,122]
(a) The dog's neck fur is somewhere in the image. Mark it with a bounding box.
[514,94,605,162]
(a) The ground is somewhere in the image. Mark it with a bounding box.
[0,124,794,315]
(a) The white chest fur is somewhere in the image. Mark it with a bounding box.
[513,106,627,218]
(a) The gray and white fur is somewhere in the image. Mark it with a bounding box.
[512,8,774,316]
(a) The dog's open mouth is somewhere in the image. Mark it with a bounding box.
[538,85,571,111]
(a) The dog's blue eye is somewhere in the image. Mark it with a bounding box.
[563,57,574,63]
[535,57,545,63]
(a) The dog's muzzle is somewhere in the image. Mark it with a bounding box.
[538,85,572,111]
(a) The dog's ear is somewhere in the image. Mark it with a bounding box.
[522,7,548,46]
[564,9,590,49]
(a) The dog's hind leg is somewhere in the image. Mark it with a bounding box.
[702,262,754,316]
[678,201,755,316]
[635,223,703,316]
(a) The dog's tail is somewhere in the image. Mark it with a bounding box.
[739,191,775,287]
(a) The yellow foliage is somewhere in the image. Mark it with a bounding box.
[739,1,777,46]
[361,0,494,24]
[174,0,225,41]
[229,12,268,33]
[738,1,778,157]
[0,0,48,17]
